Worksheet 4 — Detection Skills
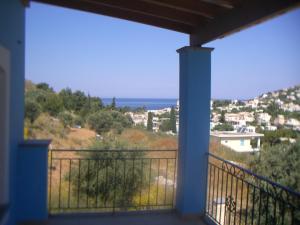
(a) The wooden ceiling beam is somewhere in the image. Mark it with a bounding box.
[33,0,194,33]
[200,0,236,9]
[190,0,300,45]
[82,0,205,26]
[139,0,229,19]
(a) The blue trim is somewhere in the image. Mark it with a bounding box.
[19,139,51,148]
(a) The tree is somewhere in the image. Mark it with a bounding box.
[25,99,41,123]
[58,111,73,128]
[236,100,245,106]
[43,93,63,117]
[213,123,234,131]
[213,100,231,108]
[72,90,88,112]
[110,111,133,129]
[59,88,74,111]
[36,82,54,92]
[147,112,153,131]
[90,96,103,112]
[266,101,282,119]
[231,108,239,113]
[73,115,84,127]
[25,89,48,106]
[88,111,113,134]
[249,141,300,224]
[159,120,170,132]
[219,111,226,123]
[170,107,177,133]
[111,97,116,110]
[69,140,146,209]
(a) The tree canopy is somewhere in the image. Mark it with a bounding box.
[25,81,132,135]
[147,112,153,131]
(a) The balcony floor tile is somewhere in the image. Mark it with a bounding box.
[25,212,208,225]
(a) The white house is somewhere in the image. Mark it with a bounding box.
[152,116,161,132]
[286,118,300,129]
[257,112,271,126]
[126,112,148,127]
[210,131,264,153]
[274,115,285,126]
[225,112,254,124]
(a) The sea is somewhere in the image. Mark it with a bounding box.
[102,98,177,110]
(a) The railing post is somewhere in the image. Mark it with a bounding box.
[16,140,51,222]
[176,46,213,218]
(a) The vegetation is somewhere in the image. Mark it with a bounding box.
[170,107,177,133]
[257,128,298,146]
[25,81,132,137]
[219,110,226,123]
[249,141,300,224]
[213,123,234,131]
[251,141,300,192]
[111,97,116,110]
[25,99,41,123]
[212,100,231,108]
[147,112,153,131]
[26,80,299,217]
[88,111,132,135]
[69,140,146,209]
[159,107,177,133]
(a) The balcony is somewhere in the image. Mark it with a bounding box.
[2,1,300,225]
[40,149,300,225]
[47,149,177,214]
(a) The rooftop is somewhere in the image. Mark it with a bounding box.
[210,131,264,138]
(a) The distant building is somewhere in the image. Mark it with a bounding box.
[246,98,259,108]
[126,112,147,127]
[236,126,256,133]
[257,113,271,126]
[286,118,300,129]
[210,131,264,153]
[274,115,285,126]
[281,103,300,112]
[225,112,254,124]
[152,116,160,132]
[265,125,277,131]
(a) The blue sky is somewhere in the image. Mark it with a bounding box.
[25,3,300,99]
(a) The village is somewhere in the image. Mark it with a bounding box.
[127,85,300,153]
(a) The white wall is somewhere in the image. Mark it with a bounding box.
[0,45,10,205]
[220,137,253,152]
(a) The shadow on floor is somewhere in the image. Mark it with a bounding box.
[24,211,209,225]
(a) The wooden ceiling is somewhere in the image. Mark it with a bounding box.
[31,0,300,45]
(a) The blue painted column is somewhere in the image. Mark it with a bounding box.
[0,1,25,225]
[16,140,51,222]
[176,46,213,217]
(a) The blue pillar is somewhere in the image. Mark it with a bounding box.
[0,1,25,225]
[16,140,51,222]
[176,46,213,217]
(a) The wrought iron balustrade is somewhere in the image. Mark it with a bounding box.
[206,153,300,225]
[48,149,177,214]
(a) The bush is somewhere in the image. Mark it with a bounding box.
[68,140,146,209]
[43,93,63,117]
[249,141,300,224]
[213,123,234,131]
[88,111,113,134]
[58,111,73,128]
[25,99,41,123]
[88,111,133,135]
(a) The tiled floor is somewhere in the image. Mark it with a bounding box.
[25,211,208,225]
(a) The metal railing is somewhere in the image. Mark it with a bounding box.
[206,153,300,225]
[48,149,177,213]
